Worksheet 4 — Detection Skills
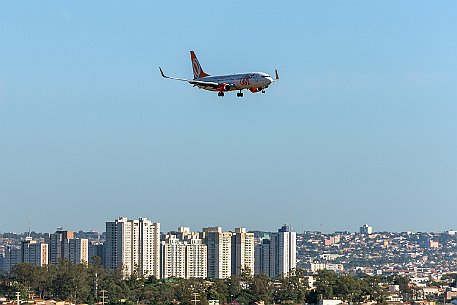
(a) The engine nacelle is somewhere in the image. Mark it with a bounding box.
[217,83,231,92]
[249,87,263,93]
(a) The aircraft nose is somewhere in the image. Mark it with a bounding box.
[266,77,273,84]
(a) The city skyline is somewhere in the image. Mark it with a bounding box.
[0,219,455,236]
[1,218,298,280]
[2,225,456,305]
[1,1,456,234]
[2,219,456,281]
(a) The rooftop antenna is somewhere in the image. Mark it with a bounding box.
[26,218,32,241]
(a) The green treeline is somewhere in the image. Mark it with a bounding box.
[0,261,390,305]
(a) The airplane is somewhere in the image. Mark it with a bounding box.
[159,51,278,97]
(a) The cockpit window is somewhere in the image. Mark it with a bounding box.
[262,75,271,78]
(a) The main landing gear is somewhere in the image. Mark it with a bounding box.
[217,91,244,97]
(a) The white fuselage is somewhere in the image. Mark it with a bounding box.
[195,72,273,91]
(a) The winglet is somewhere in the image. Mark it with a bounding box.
[275,69,279,80]
[159,67,167,78]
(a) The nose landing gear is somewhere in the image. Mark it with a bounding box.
[237,91,244,97]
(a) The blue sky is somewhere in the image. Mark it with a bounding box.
[1,1,456,234]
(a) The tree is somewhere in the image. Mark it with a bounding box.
[394,275,413,302]
[275,270,308,304]
[50,260,90,303]
[334,275,362,303]
[360,276,387,303]
[11,263,39,298]
[308,270,338,304]
[146,280,175,305]
[251,274,272,304]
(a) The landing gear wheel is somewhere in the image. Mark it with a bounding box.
[237,91,244,97]
[218,92,224,97]
[262,90,265,93]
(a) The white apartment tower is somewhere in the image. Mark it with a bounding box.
[185,237,207,279]
[161,229,208,279]
[231,228,255,275]
[161,235,186,279]
[105,217,160,278]
[255,224,296,278]
[203,227,232,279]
[271,224,296,277]
[139,218,161,278]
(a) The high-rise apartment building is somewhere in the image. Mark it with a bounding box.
[231,228,255,275]
[161,229,207,279]
[105,219,122,271]
[1,238,48,273]
[105,217,160,278]
[2,246,21,273]
[49,229,74,264]
[185,237,207,279]
[68,238,88,264]
[254,224,296,278]
[254,239,270,276]
[49,228,88,265]
[139,218,161,278]
[270,224,296,277]
[21,238,48,267]
[203,227,232,279]
[161,235,186,279]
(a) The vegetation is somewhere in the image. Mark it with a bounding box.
[0,263,394,305]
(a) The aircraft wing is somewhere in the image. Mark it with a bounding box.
[159,67,234,89]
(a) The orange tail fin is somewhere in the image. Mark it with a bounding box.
[190,51,210,79]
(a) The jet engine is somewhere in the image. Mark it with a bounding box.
[249,87,263,93]
[217,84,231,91]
